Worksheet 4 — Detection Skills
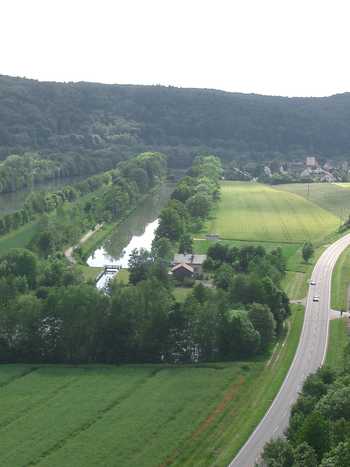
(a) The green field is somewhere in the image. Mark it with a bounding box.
[0,307,303,467]
[278,182,350,221]
[331,244,350,311]
[206,182,339,243]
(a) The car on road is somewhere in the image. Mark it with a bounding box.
[310,280,316,286]
[313,295,319,302]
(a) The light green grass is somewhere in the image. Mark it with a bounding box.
[0,221,39,257]
[325,319,349,370]
[116,269,130,284]
[76,265,103,282]
[205,182,339,244]
[282,272,307,301]
[278,182,350,221]
[173,287,192,303]
[0,306,303,467]
[331,244,350,311]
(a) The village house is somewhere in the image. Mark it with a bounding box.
[171,253,207,279]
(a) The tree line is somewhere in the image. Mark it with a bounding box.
[0,242,289,364]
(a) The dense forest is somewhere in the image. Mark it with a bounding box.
[2,74,350,191]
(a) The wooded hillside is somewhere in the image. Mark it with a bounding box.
[2,74,350,168]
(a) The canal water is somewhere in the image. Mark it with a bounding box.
[87,184,173,289]
[0,176,83,216]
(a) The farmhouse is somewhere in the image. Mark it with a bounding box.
[171,263,194,280]
[172,253,207,277]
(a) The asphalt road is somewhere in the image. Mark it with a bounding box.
[229,232,350,467]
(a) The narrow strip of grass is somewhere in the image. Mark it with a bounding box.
[282,272,307,301]
[331,244,350,311]
[325,319,349,370]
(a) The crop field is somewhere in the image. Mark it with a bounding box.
[0,306,303,467]
[206,182,339,243]
[278,182,350,220]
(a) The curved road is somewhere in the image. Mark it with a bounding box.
[229,232,350,467]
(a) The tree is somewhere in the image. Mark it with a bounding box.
[156,207,184,241]
[321,441,350,467]
[297,411,329,461]
[248,303,276,352]
[128,248,153,285]
[178,232,193,254]
[293,442,317,467]
[185,193,211,219]
[302,242,314,263]
[261,438,294,467]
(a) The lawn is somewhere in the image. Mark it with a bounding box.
[205,182,339,244]
[325,319,349,370]
[0,307,303,467]
[331,244,350,311]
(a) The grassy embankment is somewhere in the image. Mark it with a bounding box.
[195,181,344,300]
[326,239,350,370]
[0,305,303,467]
[326,319,349,370]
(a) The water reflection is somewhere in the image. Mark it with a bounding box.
[0,176,83,215]
[87,184,173,270]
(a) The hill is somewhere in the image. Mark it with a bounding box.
[2,75,350,172]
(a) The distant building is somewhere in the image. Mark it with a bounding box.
[172,254,207,277]
[306,156,317,168]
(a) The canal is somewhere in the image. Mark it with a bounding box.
[87,184,173,289]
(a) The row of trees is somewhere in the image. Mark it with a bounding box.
[155,155,222,249]
[0,152,166,244]
[261,356,350,466]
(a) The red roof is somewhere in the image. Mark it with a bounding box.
[171,263,194,273]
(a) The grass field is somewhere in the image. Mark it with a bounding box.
[278,182,350,221]
[325,319,349,370]
[0,221,39,257]
[0,307,303,467]
[331,244,350,311]
[205,182,339,244]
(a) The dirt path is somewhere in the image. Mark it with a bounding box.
[64,224,103,264]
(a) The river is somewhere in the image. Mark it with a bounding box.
[87,184,173,289]
[0,176,83,216]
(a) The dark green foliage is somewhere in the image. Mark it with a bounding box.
[262,366,350,466]
[4,75,350,176]
[302,242,314,263]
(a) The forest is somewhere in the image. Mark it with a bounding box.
[2,75,350,193]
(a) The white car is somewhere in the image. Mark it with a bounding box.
[310,280,316,286]
[313,295,319,302]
